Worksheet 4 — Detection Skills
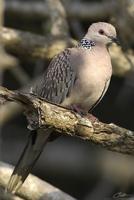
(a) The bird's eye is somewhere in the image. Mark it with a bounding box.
[99,29,104,35]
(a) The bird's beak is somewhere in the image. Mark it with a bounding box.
[109,36,120,45]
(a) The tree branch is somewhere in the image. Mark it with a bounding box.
[0,0,17,70]
[0,161,76,200]
[46,0,69,37]
[0,86,134,155]
[5,0,116,20]
[0,27,74,61]
[0,27,133,76]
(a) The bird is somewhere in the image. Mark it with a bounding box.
[6,22,119,194]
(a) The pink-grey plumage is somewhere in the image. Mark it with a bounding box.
[7,22,118,193]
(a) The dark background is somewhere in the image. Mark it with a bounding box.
[1,0,134,199]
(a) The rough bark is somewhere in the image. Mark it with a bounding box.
[0,86,134,156]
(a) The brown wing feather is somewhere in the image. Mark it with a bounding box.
[32,49,76,104]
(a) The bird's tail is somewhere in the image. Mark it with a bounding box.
[6,129,51,194]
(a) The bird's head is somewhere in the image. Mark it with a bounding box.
[85,22,119,46]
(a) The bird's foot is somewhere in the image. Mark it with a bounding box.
[85,113,99,123]
[70,105,86,116]
[70,105,98,123]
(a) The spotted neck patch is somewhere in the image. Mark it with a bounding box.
[78,38,95,50]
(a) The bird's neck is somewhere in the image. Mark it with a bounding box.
[78,38,95,50]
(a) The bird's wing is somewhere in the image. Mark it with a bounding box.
[32,48,76,104]
[6,48,76,194]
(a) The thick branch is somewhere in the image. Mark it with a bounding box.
[0,27,74,61]
[5,1,116,20]
[46,0,69,37]
[0,27,133,76]
[5,0,134,44]
[0,86,134,155]
[0,161,75,200]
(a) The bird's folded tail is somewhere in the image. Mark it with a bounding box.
[6,129,51,194]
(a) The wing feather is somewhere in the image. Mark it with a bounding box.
[31,49,76,104]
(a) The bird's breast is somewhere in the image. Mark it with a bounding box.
[62,48,112,111]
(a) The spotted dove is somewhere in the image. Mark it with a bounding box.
[7,22,119,193]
